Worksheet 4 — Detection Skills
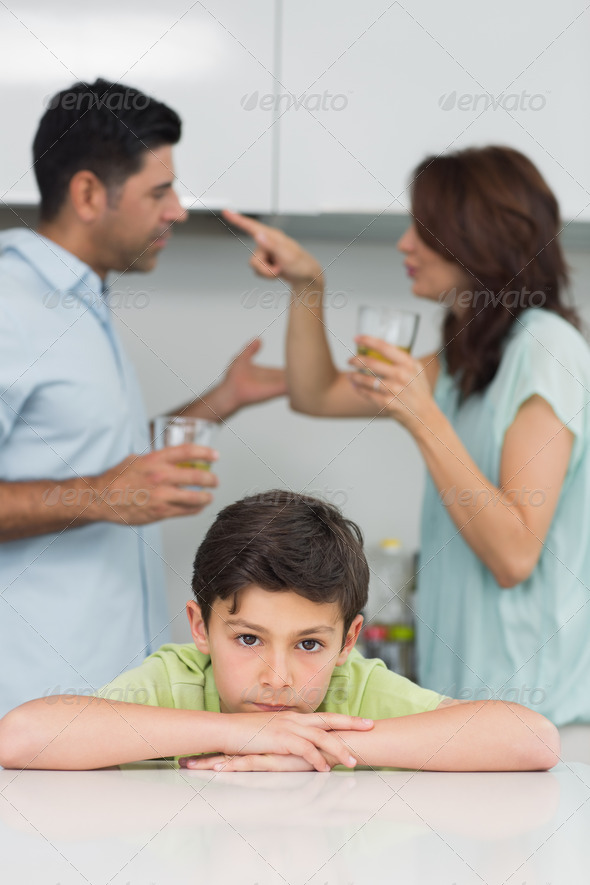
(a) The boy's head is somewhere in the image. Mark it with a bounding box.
[187,490,369,714]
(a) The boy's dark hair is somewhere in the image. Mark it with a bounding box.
[33,78,181,221]
[192,490,369,641]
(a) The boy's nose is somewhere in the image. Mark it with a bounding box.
[259,654,294,692]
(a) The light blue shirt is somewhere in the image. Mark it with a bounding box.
[0,229,170,716]
[418,309,590,725]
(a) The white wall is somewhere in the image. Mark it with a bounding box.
[2,208,590,641]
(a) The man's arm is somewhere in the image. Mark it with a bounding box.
[0,696,374,771]
[0,443,218,542]
[182,699,560,772]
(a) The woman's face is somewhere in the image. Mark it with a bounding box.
[397,223,471,304]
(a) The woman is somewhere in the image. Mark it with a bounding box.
[223,145,590,725]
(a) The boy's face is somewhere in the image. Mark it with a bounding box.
[186,585,363,714]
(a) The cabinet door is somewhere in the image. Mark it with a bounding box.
[277,0,590,220]
[0,0,275,213]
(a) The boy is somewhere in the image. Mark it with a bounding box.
[0,492,560,772]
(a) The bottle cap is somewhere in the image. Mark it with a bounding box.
[387,624,415,642]
[379,538,402,552]
[363,625,388,641]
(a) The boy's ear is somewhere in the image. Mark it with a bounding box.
[186,600,210,655]
[336,613,364,666]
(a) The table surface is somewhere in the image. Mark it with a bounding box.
[1,726,589,885]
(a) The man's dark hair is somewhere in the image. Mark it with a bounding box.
[33,78,182,221]
[192,490,369,642]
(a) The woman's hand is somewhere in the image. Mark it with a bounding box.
[349,334,437,433]
[222,209,324,286]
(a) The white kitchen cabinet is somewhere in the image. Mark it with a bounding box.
[0,0,276,213]
[2,1,589,222]
[277,0,590,220]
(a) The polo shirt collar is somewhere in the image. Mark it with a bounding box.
[0,228,108,322]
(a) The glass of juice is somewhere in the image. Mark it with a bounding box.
[357,306,420,374]
[153,415,217,489]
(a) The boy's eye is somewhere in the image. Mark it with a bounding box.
[237,634,260,647]
[298,639,322,652]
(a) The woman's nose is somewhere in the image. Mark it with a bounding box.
[397,223,415,253]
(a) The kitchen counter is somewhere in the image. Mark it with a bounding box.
[1,727,589,885]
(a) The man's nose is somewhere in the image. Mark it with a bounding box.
[164,189,188,224]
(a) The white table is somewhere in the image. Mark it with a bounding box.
[1,728,589,885]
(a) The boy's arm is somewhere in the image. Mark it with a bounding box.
[183,700,560,772]
[0,696,373,771]
[334,700,560,771]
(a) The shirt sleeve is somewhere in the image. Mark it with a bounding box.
[353,658,446,719]
[490,313,590,471]
[0,302,34,447]
[95,654,175,708]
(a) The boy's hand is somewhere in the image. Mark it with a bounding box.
[219,711,373,772]
[181,752,325,772]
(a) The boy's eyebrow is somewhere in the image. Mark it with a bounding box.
[225,618,336,636]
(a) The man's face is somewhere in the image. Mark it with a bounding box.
[96,144,187,273]
[187,585,363,714]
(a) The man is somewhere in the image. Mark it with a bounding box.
[0,78,285,716]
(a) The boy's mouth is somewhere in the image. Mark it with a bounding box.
[253,703,298,712]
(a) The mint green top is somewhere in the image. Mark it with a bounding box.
[418,309,590,725]
[98,644,444,719]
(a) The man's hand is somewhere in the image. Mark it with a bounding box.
[222,210,324,285]
[91,445,219,525]
[218,338,287,412]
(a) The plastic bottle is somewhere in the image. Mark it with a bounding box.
[361,539,416,678]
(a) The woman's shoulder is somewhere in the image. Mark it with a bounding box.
[503,309,590,370]
[511,308,588,348]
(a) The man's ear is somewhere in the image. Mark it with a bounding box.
[69,169,108,223]
[336,613,364,666]
[186,600,210,655]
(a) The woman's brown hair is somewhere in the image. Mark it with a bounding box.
[410,145,580,398]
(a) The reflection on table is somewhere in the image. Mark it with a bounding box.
[1,733,590,885]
